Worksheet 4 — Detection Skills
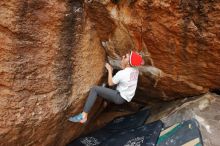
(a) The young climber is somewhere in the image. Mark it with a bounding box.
[68,51,143,123]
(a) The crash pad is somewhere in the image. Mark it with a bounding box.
[156,119,203,146]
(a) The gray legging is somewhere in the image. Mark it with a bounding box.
[83,85,126,113]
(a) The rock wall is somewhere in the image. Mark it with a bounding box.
[0,0,220,145]
[0,0,106,145]
[99,0,220,100]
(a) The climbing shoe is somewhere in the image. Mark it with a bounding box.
[68,113,83,123]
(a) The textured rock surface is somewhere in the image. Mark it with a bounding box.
[0,0,220,146]
[148,93,220,146]
[0,0,106,146]
[100,0,220,100]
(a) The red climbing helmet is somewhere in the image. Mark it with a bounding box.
[129,51,143,66]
